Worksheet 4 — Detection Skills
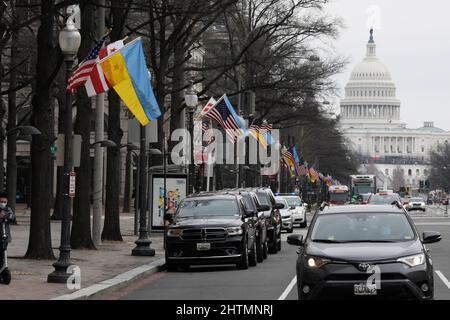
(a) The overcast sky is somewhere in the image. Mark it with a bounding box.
[322,0,450,130]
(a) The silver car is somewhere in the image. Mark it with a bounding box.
[275,197,294,233]
[407,197,426,212]
[282,195,307,228]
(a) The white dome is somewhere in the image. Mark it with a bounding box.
[350,59,392,81]
[340,29,401,125]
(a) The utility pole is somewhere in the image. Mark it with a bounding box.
[92,0,105,246]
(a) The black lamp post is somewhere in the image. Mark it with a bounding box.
[131,122,161,256]
[48,18,81,283]
[185,82,198,195]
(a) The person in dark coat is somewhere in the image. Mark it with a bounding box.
[0,192,15,244]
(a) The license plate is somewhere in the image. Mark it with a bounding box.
[354,283,377,295]
[196,243,211,251]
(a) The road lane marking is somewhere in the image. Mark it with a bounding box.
[278,276,297,300]
[436,271,450,291]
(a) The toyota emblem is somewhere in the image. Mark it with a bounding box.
[357,263,372,271]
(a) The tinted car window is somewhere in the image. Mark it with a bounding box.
[311,212,415,242]
[241,194,256,211]
[177,199,239,218]
[369,194,401,205]
[256,192,270,206]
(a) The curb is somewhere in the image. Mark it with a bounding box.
[52,258,166,300]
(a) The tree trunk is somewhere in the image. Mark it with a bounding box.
[7,2,19,211]
[102,89,123,241]
[25,0,60,259]
[101,1,128,241]
[71,0,95,249]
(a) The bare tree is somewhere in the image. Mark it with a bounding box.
[392,166,406,192]
[429,142,450,192]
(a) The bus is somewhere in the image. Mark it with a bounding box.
[350,175,377,197]
[327,185,350,205]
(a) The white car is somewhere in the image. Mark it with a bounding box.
[406,197,426,212]
[281,195,307,228]
[275,197,294,233]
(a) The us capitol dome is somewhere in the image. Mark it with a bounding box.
[339,29,450,189]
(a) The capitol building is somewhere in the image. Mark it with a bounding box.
[339,29,450,189]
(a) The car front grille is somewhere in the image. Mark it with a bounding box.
[181,228,227,241]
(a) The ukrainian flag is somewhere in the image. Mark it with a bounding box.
[100,38,161,125]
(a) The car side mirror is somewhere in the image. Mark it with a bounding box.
[287,234,304,246]
[258,204,270,212]
[164,213,174,224]
[274,203,284,210]
[244,210,256,218]
[422,231,442,244]
[290,205,296,210]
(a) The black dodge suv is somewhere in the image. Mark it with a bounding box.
[165,194,258,271]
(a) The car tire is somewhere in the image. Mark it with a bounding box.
[165,261,178,272]
[287,225,294,233]
[249,240,257,267]
[256,237,264,263]
[262,240,268,259]
[277,238,281,251]
[1,269,11,285]
[268,240,278,254]
[237,239,249,270]
[300,220,307,228]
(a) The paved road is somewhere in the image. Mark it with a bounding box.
[100,206,450,300]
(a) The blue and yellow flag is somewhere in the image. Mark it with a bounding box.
[100,38,161,125]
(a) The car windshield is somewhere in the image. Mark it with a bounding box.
[311,212,415,242]
[410,198,423,202]
[176,199,239,218]
[368,194,400,205]
[285,197,302,206]
[256,192,270,206]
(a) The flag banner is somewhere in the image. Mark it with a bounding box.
[261,120,274,145]
[100,38,161,125]
[249,118,268,149]
[203,94,247,144]
[85,39,124,97]
[67,34,109,93]
[281,147,296,177]
[201,97,217,115]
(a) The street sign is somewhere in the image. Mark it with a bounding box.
[56,134,82,167]
[69,172,76,198]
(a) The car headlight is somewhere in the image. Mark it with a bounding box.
[397,253,425,267]
[167,228,183,237]
[226,227,243,236]
[304,256,330,268]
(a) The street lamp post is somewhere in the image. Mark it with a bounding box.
[185,82,198,195]
[48,18,81,283]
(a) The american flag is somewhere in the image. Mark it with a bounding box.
[249,118,268,148]
[202,118,215,146]
[84,39,124,97]
[66,35,109,93]
[205,95,245,143]
[281,147,295,175]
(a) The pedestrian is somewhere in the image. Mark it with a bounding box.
[0,192,15,244]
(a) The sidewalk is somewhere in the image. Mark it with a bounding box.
[1,204,165,300]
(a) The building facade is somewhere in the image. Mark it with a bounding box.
[339,29,450,189]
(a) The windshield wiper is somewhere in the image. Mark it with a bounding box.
[312,239,345,243]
